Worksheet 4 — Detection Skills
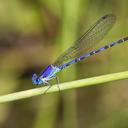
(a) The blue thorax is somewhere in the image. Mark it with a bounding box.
[32,65,60,85]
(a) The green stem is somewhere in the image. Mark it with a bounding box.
[0,71,128,103]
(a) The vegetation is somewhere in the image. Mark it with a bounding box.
[0,0,128,128]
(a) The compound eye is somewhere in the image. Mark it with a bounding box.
[33,73,37,78]
[32,73,38,85]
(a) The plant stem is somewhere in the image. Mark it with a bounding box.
[0,71,128,103]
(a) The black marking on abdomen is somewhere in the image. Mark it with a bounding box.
[89,51,95,55]
[123,36,128,41]
[104,45,110,49]
[118,39,123,44]
[95,49,101,53]
[109,42,116,47]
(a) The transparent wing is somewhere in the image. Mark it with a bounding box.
[53,14,116,66]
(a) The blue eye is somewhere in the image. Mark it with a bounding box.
[32,73,38,85]
[32,73,44,85]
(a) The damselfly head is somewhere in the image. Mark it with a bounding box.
[32,73,43,85]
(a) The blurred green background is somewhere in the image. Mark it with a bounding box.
[0,0,128,128]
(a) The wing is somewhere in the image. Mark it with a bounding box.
[53,14,116,66]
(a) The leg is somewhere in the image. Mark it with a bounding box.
[43,82,52,94]
[55,76,60,92]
